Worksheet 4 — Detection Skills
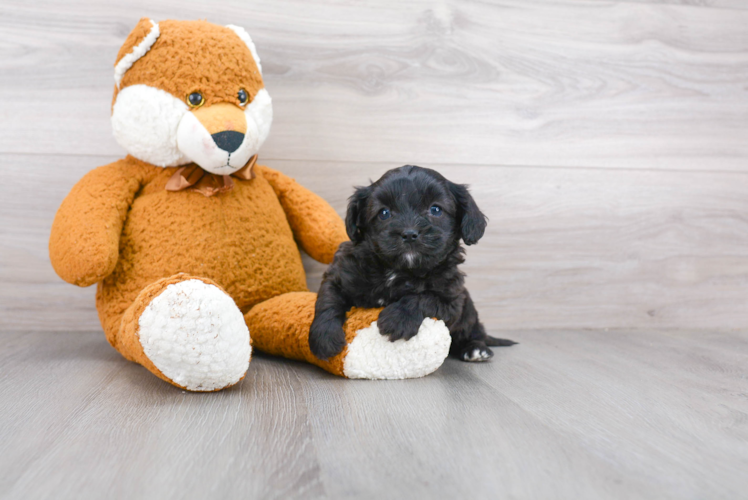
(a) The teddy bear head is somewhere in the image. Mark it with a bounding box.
[111,18,272,174]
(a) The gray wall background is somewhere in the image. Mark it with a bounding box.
[1,0,747,332]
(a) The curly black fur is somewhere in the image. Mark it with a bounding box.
[309,165,516,362]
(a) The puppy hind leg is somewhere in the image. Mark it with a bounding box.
[448,293,515,362]
[450,322,494,362]
[453,327,516,362]
[458,341,493,362]
[446,298,493,362]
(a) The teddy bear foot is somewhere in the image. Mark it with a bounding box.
[118,275,251,391]
[326,307,452,379]
[342,317,451,379]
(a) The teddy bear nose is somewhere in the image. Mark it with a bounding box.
[211,131,245,153]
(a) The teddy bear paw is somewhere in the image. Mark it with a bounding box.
[138,279,251,391]
[343,317,451,379]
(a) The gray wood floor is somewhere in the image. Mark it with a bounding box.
[1,329,746,500]
[2,0,748,498]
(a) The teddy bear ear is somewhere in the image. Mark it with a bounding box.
[114,18,160,89]
[225,25,263,76]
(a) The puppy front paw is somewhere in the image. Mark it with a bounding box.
[457,341,494,362]
[377,304,423,342]
[309,317,346,360]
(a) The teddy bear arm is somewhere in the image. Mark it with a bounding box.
[49,164,142,287]
[257,165,348,264]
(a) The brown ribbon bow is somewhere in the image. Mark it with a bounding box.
[165,155,258,197]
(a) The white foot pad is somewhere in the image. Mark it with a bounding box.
[138,280,251,391]
[463,348,492,362]
[343,318,451,379]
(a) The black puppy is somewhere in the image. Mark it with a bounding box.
[309,165,515,362]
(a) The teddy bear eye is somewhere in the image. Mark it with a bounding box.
[237,89,249,105]
[187,92,204,108]
[429,205,442,217]
[378,208,391,220]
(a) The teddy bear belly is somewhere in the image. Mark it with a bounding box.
[96,183,309,338]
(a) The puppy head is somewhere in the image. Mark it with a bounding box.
[346,165,487,270]
[110,19,272,174]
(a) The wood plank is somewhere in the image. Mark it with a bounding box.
[622,0,748,10]
[3,154,748,331]
[0,0,746,170]
[1,330,746,499]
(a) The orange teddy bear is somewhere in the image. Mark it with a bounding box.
[49,18,451,391]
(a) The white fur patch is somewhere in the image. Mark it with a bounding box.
[463,348,491,362]
[114,20,160,89]
[226,25,262,75]
[386,271,397,285]
[176,88,273,174]
[343,318,451,379]
[111,84,190,167]
[138,280,251,391]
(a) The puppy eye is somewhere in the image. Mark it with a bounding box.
[187,92,205,108]
[429,205,442,217]
[378,208,391,220]
[238,88,249,105]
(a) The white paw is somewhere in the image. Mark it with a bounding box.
[343,318,451,379]
[463,347,492,362]
[138,280,251,391]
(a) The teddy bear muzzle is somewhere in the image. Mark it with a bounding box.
[176,101,259,175]
[175,90,272,175]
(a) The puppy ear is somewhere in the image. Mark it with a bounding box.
[448,182,487,245]
[345,186,372,243]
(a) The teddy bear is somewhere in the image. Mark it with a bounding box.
[48,18,451,391]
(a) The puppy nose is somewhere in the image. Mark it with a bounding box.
[401,229,419,242]
[211,131,245,153]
